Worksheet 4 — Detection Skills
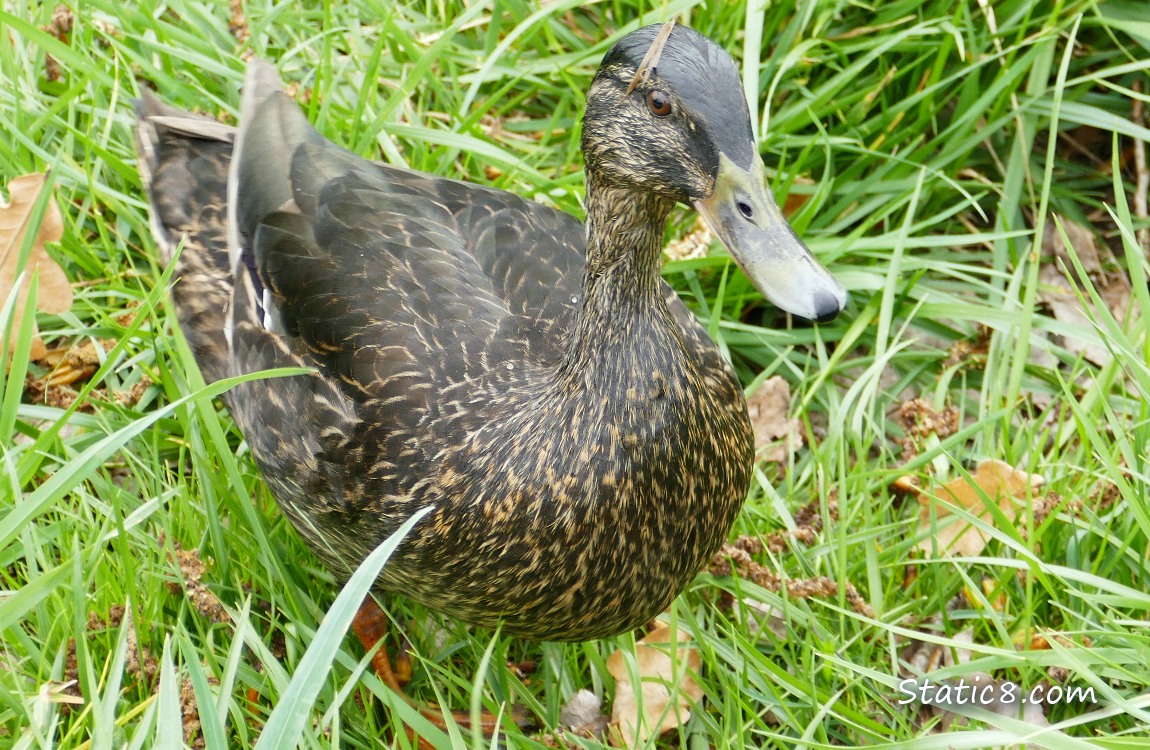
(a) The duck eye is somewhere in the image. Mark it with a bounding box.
[646,90,672,117]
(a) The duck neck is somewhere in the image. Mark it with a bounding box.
[558,175,677,382]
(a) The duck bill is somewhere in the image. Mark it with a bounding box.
[693,155,846,323]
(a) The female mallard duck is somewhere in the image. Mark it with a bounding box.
[137,23,844,646]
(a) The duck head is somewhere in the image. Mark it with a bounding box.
[582,22,846,323]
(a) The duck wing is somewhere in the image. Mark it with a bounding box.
[135,91,236,383]
[229,69,586,429]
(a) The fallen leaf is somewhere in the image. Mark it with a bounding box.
[964,576,1006,613]
[910,460,1045,558]
[41,337,107,386]
[606,623,703,747]
[733,598,787,639]
[1014,630,1091,651]
[747,376,803,463]
[0,172,71,359]
[1042,216,1102,278]
[559,688,608,738]
[1038,219,1133,366]
[1039,265,1113,366]
[901,627,1052,739]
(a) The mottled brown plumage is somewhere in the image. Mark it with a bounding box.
[135,24,843,642]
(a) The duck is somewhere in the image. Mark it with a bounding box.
[136,19,843,659]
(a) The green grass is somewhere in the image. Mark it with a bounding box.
[2,0,1148,747]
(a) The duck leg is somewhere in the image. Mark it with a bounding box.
[351,597,535,737]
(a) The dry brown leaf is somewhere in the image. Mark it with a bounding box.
[1039,265,1113,366]
[41,337,108,385]
[1014,630,1091,651]
[901,627,1052,739]
[964,577,1007,613]
[1042,216,1102,277]
[607,623,703,747]
[0,172,71,359]
[747,376,803,463]
[559,688,608,738]
[1038,219,1133,366]
[910,459,1045,558]
[733,598,787,639]
[1098,274,1134,324]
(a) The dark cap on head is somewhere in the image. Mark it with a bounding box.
[602,24,757,169]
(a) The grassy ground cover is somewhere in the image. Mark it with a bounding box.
[1,0,1148,747]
